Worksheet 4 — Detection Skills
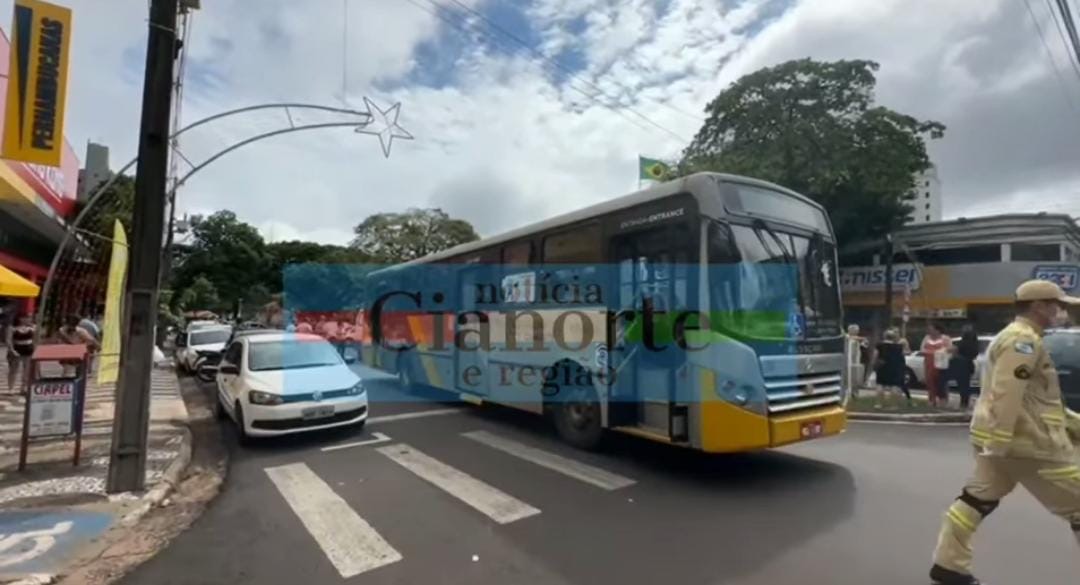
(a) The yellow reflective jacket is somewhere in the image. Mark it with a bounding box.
[970,317,1075,462]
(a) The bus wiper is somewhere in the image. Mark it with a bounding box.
[753,218,806,334]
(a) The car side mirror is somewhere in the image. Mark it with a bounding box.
[219,364,239,375]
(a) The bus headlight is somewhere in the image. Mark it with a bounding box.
[713,376,764,413]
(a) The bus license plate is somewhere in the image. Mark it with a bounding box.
[302,406,335,420]
[800,420,823,439]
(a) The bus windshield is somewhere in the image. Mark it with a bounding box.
[709,222,841,340]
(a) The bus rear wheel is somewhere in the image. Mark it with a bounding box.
[553,383,603,450]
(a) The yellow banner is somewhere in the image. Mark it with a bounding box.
[2,0,72,166]
[97,220,127,386]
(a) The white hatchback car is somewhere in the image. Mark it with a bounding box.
[176,325,232,372]
[215,332,367,441]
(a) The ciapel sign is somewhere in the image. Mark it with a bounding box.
[1033,265,1080,291]
[27,379,74,437]
[839,264,921,293]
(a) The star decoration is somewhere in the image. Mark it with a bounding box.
[356,97,414,157]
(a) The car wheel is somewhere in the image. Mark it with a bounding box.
[234,401,252,446]
[552,380,603,450]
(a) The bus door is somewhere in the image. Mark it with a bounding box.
[455,266,489,397]
[609,229,690,439]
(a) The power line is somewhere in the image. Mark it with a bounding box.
[1023,0,1080,116]
[406,0,690,143]
[1047,0,1080,78]
[1054,0,1080,75]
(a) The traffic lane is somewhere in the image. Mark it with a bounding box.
[352,364,463,419]
[121,396,1079,585]
[312,409,1079,585]
[771,422,1079,585]
[319,407,858,585]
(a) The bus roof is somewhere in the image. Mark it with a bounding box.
[379,172,819,271]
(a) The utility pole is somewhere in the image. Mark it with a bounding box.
[108,0,180,493]
[883,234,895,332]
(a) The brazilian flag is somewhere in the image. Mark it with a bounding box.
[639,156,671,181]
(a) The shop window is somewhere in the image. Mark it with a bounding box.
[915,245,1001,265]
[1010,243,1060,262]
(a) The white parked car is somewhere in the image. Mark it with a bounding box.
[214,332,367,441]
[904,335,993,389]
[176,325,232,372]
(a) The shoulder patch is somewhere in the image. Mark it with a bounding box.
[1014,341,1035,355]
[1015,365,1032,379]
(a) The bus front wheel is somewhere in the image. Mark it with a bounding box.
[553,383,603,450]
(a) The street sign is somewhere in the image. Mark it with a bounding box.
[26,381,74,438]
[1032,265,1079,291]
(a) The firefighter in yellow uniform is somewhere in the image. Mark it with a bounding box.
[930,279,1080,585]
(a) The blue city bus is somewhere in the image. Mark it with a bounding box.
[359,173,848,451]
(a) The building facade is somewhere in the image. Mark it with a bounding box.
[840,213,1080,337]
[908,165,943,225]
[0,30,80,316]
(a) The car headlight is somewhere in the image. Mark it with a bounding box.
[249,390,283,406]
[347,380,365,396]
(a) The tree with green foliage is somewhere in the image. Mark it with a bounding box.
[176,275,221,312]
[679,58,945,247]
[76,174,136,241]
[349,208,479,263]
[170,211,268,312]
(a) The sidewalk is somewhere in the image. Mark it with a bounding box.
[0,359,190,584]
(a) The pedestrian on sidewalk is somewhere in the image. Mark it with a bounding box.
[5,313,35,393]
[921,322,953,408]
[951,324,980,410]
[58,315,100,376]
[928,280,1080,585]
[874,327,911,408]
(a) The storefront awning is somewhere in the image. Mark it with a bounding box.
[0,263,39,297]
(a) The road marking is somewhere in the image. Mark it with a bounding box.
[264,463,402,578]
[462,430,636,490]
[321,431,393,452]
[377,443,540,524]
[367,408,462,425]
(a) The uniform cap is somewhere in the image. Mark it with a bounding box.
[1015,279,1080,304]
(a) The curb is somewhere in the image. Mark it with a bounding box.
[848,410,972,423]
[120,424,193,526]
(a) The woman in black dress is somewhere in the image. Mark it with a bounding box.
[875,328,911,407]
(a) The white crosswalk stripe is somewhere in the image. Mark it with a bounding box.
[264,463,402,578]
[462,430,636,490]
[377,443,540,524]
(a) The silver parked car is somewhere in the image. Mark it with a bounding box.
[903,335,993,389]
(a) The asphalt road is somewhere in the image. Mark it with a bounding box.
[119,368,1079,585]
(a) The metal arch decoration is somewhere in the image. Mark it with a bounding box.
[357,97,414,157]
[35,100,413,335]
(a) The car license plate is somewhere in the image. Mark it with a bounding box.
[800,420,824,439]
[301,405,335,420]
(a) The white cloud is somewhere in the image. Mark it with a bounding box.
[22,0,1080,249]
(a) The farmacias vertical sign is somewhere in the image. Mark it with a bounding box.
[2,0,72,167]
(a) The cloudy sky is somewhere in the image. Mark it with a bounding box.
[13,0,1080,243]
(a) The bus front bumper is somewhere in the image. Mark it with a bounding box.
[769,406,847,447]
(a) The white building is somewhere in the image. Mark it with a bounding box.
[76,142,112,202]
[908,164,942,225]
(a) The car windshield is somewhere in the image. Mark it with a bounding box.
[189,329,230,346]
[248,339,343,371]
[1045,332,1080,368]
